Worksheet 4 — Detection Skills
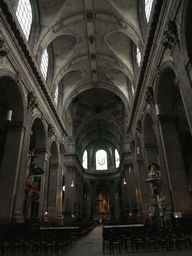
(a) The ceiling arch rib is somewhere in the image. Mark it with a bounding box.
[62,81,130,120]
[77,122,123,152]
[65,88,128,157]
[105,31,134,76]
[53,54,134,89]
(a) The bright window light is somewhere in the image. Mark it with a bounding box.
[82,150,88,169]
[145,0,154,23]
[40,48,49,80]
[54,85,59,106]
[16,0,32,40]
[136,47,141,67]
[131,84,135,95]
[115,149,120,168]
[96,150,107,170]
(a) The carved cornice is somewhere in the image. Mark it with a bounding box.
[145,87,153,104]
[127,0,164,133]
[162,20,178,50]
[48,124,55,138]
[0,31,9,57]
[60,143,66,155]
[28,91,38,111]
[136,120,142,137]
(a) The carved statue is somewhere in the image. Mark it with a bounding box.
[149,164,157,176]
[157,193,165,206]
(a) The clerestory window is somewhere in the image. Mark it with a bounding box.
[96,150,107,170]
[136,47,141,67]
[145,0,154,23]
[115,149,120,168]
[16,0,32,40]
[82,150,88,169]
[54,85,59,106]
[131,84,135,95]
[40,48,49,80]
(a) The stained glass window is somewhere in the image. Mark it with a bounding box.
[115,149,120,168]
[82,150,88,169]
[96,150,107,170]
[16,0,32,40]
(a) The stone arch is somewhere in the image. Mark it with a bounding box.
[30,117,46,150]
[179,0,192,63]
[0,75,25,151]
[50,140,59,164]
[0,75,25,223]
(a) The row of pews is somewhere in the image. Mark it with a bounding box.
[0,220,96,255]
[102,223,192,253]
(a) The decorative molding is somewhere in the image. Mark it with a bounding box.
[162,20,178,50]
[48,123,55,138]
[126,0,164,133]
[145,87,153,104]
[136,120,142,136]
[0,31,10,57]
[60,143,66,155]
[28,91,38,110]
[16,71,22,84]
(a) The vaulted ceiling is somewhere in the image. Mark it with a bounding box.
[11,0,146,156]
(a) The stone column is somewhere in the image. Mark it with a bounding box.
[153,121,173,219]
[11,123,31,223]
[109,181,115,220]
[34,149,47,220]
[85,181,91,219]
[63,166,76,221]
[47,163,59,222]
[134,140,150,222]
[0,122,25,224]
[158,115,192,214]
[113,180,120,220]
[124,164,137,218]
[42,152,51,221]
[90,181,97,220]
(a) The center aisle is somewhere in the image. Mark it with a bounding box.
[65,225,103,256]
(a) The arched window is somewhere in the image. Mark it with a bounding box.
[145,0,154,23]
[115,149,120,168]
[82,150,88,169]
[96,150,107,170]
[40,48,49,80]
[54,85,59,106]
[16,0,32,40]
[136,47,141,67]
[131,84,135,95]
